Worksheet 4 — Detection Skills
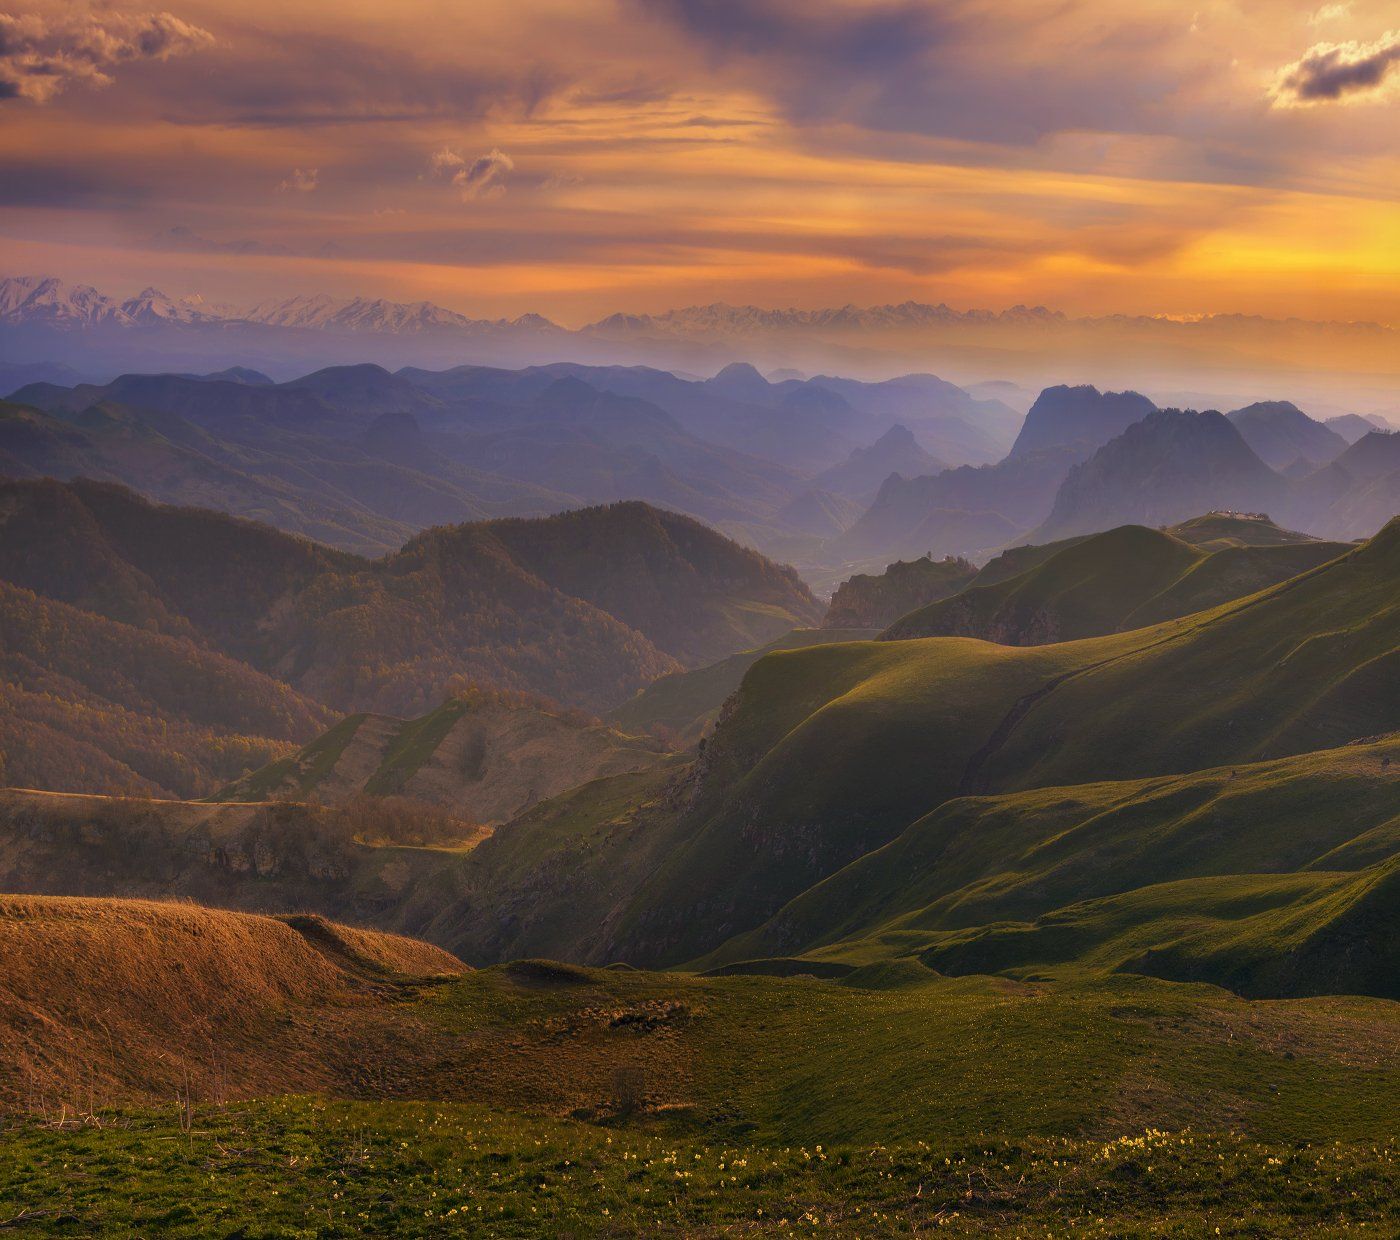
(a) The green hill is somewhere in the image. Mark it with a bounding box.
[1,895,1397,1235]
[700,737,1400,999]
[437,519,1400,968]
[882,522,1347,643]
[607,626,876,744]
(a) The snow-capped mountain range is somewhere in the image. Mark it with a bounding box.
[3,275,1395,414]
[0,276,559,336]
[8,274,1392,343]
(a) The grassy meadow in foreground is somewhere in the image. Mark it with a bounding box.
[4,961,1397,1235]
[1,1099,1395,1237]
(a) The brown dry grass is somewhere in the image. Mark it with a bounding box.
[0,895,464,1113]
[0,895,698,1126]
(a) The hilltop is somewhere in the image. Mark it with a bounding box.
[1008,384,1155,458]
[1032,408,1282,542]
[0,895,463,1108]
[882,521,1347,643]
[830,444,1082,567]
[810,424,948,503]
[824,555,978,629]
[1227,400,1347,471]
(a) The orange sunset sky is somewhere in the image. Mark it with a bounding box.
[1,0,1396,325]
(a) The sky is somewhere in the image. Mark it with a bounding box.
[0,0,1396,325]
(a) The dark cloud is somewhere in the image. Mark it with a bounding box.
[0,9,212,103]
[1270,31,1400,105]
[632,0,1185,146]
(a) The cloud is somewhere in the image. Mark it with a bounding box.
[1308,4,1351,26]
[277,167,319,193]
[631,0,1191,147]
[0,8,212,103]
[428,146,513,200]
[1270,30,1400,105]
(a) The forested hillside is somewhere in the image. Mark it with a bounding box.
[0,479,818,794]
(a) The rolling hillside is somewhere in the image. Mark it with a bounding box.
[0,895,464,1109]
[2,891,1395,1234]
[435,518,1400,967]
[882,522,1347,643]
[701,737,1400,1000]
[607,626,878,744]
[0,581,330,798]
[217,690,668,823]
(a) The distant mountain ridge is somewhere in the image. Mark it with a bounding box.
[1008,384,1156,458]
[5,277,1394,403]
[1227,401,1347,471]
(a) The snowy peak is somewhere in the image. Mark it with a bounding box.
[241,293,502,334]
[0,275,130,328]
[119,287,221,326]
[583,300,1068,337]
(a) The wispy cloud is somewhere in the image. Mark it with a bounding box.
[277,167,319,193]
[428,146,514,200]
[1308,3,1351,26]
[0,9,212,103]
[1270,29,1400,105]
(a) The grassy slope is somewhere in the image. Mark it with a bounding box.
[0,895,464,1108]
[3,958,1398,1234]
[217,693,669,826]
[415,762,690,965]
[700,738,1400,998]
[446,521,1400,969]
[580,635,1137,966]
[607,626,878,743]
[982,518,1400,791]
[881,523,1347,643]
